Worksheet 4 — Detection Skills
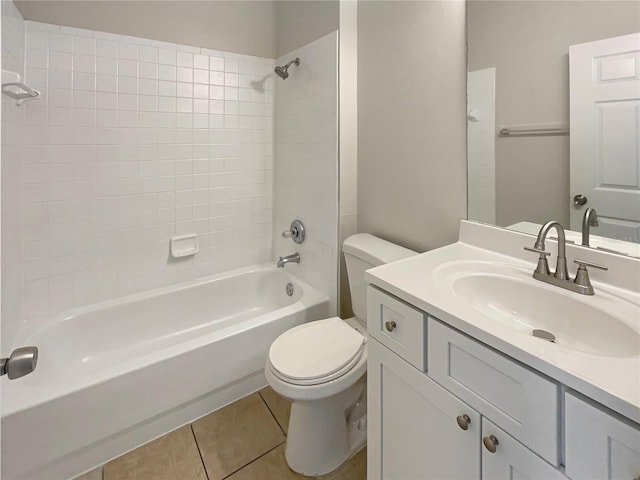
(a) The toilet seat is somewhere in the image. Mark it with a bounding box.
[268,317,366,386]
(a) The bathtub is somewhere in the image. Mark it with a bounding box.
[1,265,329,480]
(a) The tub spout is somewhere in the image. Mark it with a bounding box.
[277,253,300,268]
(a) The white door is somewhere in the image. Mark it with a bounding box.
[570,33,640,242]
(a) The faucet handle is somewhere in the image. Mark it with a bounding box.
[574,259,608,271]
[524,246,550,256]
[573,259,607,295]
[524,246,551,275]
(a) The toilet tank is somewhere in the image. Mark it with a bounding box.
[343,234,417,324]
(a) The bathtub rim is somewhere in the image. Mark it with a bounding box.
[2,264,329,418]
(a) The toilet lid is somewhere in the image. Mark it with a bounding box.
[269,317,366,385]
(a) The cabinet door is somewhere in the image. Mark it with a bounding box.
[565,392,640,480]
[482,418,568,480]
[368,338,481,480]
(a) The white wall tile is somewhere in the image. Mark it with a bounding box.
[10,21,275,322]
[274,32,338,313]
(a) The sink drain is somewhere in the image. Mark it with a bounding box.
[532,329,556,342]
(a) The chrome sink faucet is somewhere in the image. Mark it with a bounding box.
[527,221,569,280]
[525,220,607,295]
[277,252,300,268]
[581,208,599,247]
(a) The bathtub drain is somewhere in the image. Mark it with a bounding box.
[286,283,294,296]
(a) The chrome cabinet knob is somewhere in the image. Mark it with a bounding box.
[573,194,588,206]
[385,321,397,332]
[483,435,499,453]
[0,346,38,380]
[456,414,471,431]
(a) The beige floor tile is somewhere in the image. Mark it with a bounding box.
[226,444,307,480]
[72,466,103,480]
[192,392,286,480]
[259,386,292,433]
[103,426,206,480]
[322,448,367,480]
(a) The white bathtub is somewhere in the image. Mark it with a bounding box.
[1,265,329,480]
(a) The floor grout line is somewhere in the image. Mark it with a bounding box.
[190,424,211,480]
[258,389,287,435]
[220,441,287,480]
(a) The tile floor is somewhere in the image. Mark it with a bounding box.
[74,387,366,480]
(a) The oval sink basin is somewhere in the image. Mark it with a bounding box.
[438,262,640,358]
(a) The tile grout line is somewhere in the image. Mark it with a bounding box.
[190,424,211,480]
[220,441,286,480]
[258,390,287,435]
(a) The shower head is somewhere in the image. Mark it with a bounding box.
[275,57,300,80]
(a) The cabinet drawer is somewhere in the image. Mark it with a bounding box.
[428,318,559,465]
[367,286,427,370]
[565,392,640,480]
[482,418,567,479]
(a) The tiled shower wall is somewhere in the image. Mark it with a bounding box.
[274,32,338,312]
[1,0,26,352]
[15,20,275,324]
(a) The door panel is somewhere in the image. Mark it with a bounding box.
[570,33,640,242]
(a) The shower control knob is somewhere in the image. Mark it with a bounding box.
[282,220,306,244]
[0,346,38,380]
[456,414,471,431]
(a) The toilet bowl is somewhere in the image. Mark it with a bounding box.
[265,234,416,476]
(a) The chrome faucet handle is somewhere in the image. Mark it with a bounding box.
[573,259,607,295]
[574,259,608,271]
[524,246,550,256]
[524,246,551,275]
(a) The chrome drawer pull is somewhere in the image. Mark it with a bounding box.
[483,435,499,453]
[456,414,471,431]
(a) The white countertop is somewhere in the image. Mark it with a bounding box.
[365,221,640,424]
[508,221,640,258]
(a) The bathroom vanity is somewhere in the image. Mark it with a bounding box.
[365,221,640,480]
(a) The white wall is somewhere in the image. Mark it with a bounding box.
[338,1,357,317]
[467,0,640,228]
[275,1,339,58]
[467,68,496,225]
[274,32,338,313]
[16,21,275,328]
[15,1,276,58]
[357,1,467,253]
[1,0,26,352]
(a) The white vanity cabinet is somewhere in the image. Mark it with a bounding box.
[368,338,481,480]
[565,392,640,480]
[481,418,568,480]
[428,317,559,465]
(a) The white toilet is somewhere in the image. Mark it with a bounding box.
[265,233,416,476]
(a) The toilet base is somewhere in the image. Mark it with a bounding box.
[284,377,367,476]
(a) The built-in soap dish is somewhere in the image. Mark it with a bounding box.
[170,234,199,258]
